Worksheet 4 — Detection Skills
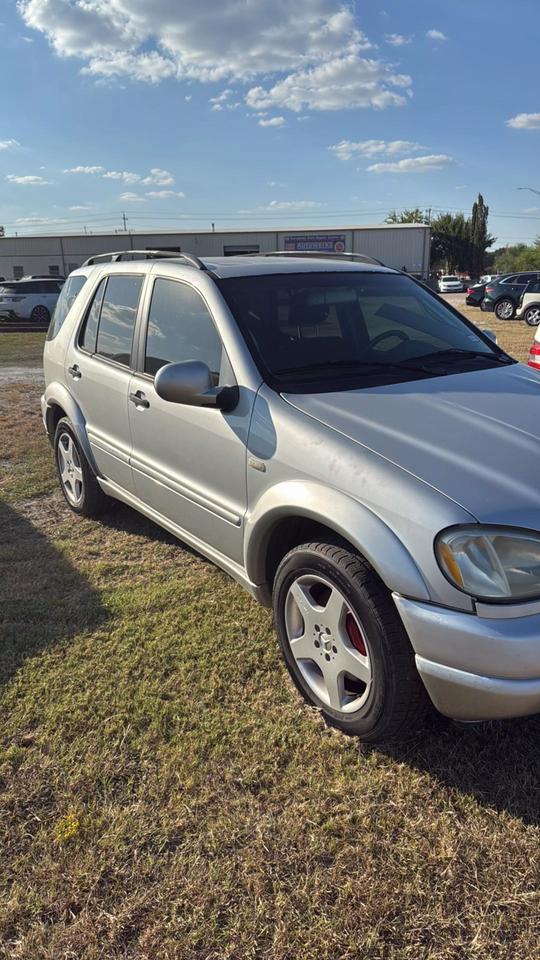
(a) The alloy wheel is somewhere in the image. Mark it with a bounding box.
[525,307,540,326]
[284,574,372,714]
[495,299,514,320]
[57,432,84,505]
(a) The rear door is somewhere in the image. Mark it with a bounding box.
[127,275,250,564]
[65,272,145,493]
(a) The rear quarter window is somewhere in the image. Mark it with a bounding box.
[47,274,89,340]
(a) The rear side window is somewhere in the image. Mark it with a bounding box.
[80,278,107,353]
[48,274,88,340]
[96,275,143,366]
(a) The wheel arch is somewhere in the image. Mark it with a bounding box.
[42,382,100,476]
[245,481,430,602]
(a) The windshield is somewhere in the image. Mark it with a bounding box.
[218,271,511,389]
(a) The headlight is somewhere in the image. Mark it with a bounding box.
[435,526,540,601]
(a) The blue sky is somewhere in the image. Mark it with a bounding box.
[1,0,539,246]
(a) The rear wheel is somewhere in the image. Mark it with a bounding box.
[524,305,540,326]
[54,417,112,516]
[30,304,50,324]
[273,539,430,742]
[494,298,515,320]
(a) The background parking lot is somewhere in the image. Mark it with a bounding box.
[0,308,539,958]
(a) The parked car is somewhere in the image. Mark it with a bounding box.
[0,277,64,323]
[42,250,540,743]
[438,275,463,293]
[466,282,485,307]
[515,279,540,326]
[481,271,540,319]
[479,274,501,284]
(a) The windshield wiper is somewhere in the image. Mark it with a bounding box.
[417,348,514,365]
[274,358,435,377]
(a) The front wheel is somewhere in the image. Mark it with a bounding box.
[524,306,540,326]
[494,298,515,320]
[273,539,429,742]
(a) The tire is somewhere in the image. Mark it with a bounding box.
[273,538,430,742]
[54,417,112,516]
[30,305,51,324]
[524,305,540,326]
[494,298,515,321]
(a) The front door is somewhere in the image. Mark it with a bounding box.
[128,276,251,564]
[66,273,145,493]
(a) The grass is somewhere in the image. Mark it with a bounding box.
[0,331,46,367]
[0,316,539,958]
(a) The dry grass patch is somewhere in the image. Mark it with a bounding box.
[0,333,539,958]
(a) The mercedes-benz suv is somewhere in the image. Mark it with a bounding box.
[42,250,540,742]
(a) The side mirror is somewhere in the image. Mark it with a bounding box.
[482,328,498,344]
[154,360,238,412]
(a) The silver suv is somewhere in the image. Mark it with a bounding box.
[42,251,540,742]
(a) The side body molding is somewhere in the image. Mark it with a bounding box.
[244,480,430,601]
[42,382,101,477]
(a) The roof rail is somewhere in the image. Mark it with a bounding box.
[82,249,209,270]
[243,251,385,267]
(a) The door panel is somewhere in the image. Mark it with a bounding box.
[128,375,250,562]
[127,275,251,563]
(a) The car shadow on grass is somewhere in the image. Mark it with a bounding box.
[0,499,107,689]
[377,713,540,826]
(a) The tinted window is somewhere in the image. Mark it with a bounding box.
[145,278,224,381]
[218,272,506,388]
[48,274,88,340]
[519,273,538,284]
[96,276,143,365]
[526,280,540,294]
[80,278,107,353]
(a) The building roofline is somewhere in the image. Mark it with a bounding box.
[0,222,430,242]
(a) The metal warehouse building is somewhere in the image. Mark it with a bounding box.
[0,223,431,280]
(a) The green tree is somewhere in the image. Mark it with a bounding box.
[493,240,540,273]
[469,194,495,276]
[385,208,430,224]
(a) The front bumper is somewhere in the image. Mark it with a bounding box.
[394,595,540,721]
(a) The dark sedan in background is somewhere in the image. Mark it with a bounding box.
[482,272,540,319]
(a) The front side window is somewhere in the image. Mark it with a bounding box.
[144,278,224,382]
[96,275,143,365]
[47,274,88,340]
[217,271,512,391]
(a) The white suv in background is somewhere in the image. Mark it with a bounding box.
[0,277,64,324]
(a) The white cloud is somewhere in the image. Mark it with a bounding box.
[506,112,540,130]
[6,173,49,184]
[145,190,185,199]
[16,216,66,224]
[258,116,286,127]
[241,200,324,213]
[18,1,412,113]
[64,165,104,174]
[367,154,455,173]
[103,169,141,183]
[119,191,145,202]
[385,33,412,46]
[426,29,447,41]
[330,138,424,160]
[246,55,411,112]
[140,168,174,185]
[0,138,20,151]
[69,203,94,210]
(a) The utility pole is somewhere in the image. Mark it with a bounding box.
[122,212,128,231]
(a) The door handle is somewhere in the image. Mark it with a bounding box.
[129,391,150,409]
[68,364,82,380]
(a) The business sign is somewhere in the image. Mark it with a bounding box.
[284,234,347,253]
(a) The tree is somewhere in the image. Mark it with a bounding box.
[385,208,430,224]
[469,194,495,276]
[493,240,540,273]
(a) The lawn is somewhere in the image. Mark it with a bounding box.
[0,320,539,959]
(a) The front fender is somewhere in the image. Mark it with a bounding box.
[244,480,430,601]
[42,381,101,477]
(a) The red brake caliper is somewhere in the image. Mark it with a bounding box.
[346,612,367,656]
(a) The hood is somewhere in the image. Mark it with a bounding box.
[285,363,540,527]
